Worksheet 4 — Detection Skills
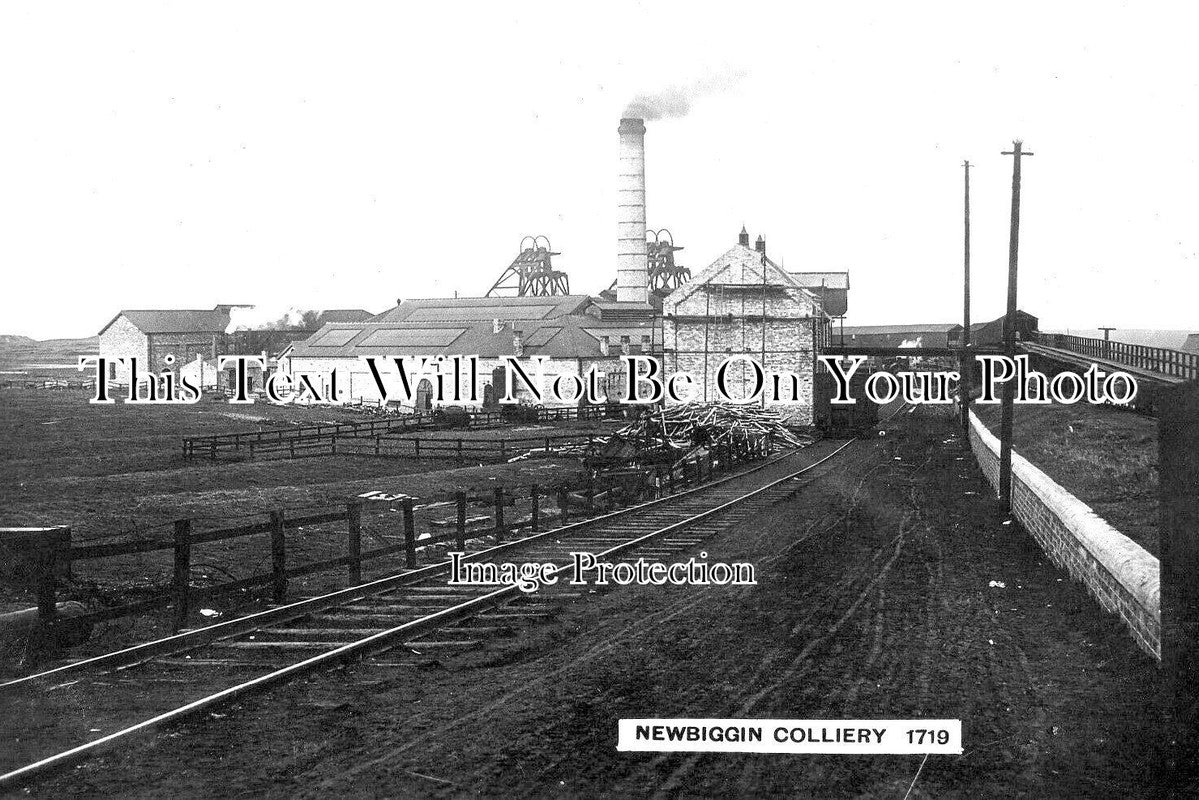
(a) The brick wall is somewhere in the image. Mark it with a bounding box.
[662,247,820,425]
[97,315,149,382]
[967,411,1160,660]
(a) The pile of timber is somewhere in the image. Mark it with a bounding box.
[542,403,810,470]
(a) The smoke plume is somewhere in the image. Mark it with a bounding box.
[623,67,748,121]
[225,305,320,334]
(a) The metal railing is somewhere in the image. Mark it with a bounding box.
[1035,333,1199,382]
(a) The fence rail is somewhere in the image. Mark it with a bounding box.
[0,379,95,391]
[9,435,773,644]
[1036,332,1199,382]
[336,432,595,462]
[181,403,619,461]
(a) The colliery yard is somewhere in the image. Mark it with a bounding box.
[0,421,872,787]
[0,402,1184,797]
[0,105,1195,799]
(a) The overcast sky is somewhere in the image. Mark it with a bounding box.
[2,2,1196,339]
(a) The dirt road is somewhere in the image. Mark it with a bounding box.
[22,407,1194,798]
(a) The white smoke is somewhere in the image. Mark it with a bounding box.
[623,67,748,121]
[225,304,312,334]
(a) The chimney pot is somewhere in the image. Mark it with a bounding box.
[513,329,524,356]
[738,226,750,247]
[755,235,766,256]
[600,335,610,356]
[493,318,503,334]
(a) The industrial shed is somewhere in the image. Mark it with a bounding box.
[835,323,959,350]
[284,305,661,409]
[97,305,248,384]
[661,230,831,424]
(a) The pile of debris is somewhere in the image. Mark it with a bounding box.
[583,403,813,471]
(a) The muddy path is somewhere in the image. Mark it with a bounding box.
[20,407,1194,798]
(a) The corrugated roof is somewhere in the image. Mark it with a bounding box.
[371,295,593,324]
[288,314,661,361]
[316,309,373,323]
[840,324,957,335]
[359,328,467,348]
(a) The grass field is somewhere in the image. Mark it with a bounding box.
[0,389,614,618]
[974,401,1158,555]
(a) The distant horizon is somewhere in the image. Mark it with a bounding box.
[3,4,1197,340]
[5,323,1198,350]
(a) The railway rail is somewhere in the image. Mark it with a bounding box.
[0,411,898,791]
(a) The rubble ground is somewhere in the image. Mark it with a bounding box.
[24,406,1193,799]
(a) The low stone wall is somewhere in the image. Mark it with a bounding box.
[967,411,1160,660]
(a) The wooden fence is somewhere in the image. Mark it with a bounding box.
[181,403,619,461]
[334,432,594,462]
[1037,333,1199,382]
[0,379,96,391]
[12,435,772,643]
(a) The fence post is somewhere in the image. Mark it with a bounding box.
[172,519,192,632]
[557,487,569,525]
[1160,382,1199,728]
[270,510,286,603]
[500,440,507,461]
[530,483,540,532]
[456,490,467,551]
[347,500,362,584]
[457,439,463,462]
[402,498,417,569]
[414,439,421,460]
[33,528,67,651]
[493,487,505,544]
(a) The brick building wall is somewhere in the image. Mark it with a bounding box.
[97,315,149,383]
[967,411,1160,660]
[663,244,823,424]
[147,332,221,374]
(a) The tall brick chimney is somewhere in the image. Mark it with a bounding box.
[616,117,648,304]
[755,235,766,256]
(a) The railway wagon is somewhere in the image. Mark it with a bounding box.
[813,369,880,435]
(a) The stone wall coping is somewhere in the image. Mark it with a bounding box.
[968,411,1160,620]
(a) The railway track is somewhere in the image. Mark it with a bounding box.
[0,427,885,791]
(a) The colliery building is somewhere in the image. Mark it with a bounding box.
[283,295,661,407]
[662,231,832,424]
[282,116,849,422]
[97,306,371,388]
[101,115,852,423]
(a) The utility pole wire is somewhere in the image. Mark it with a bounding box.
[961,159,973,430]
[999,140,1034,509]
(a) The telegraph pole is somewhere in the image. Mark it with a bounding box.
[999,140,1033,509]
[961,160,972,430]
